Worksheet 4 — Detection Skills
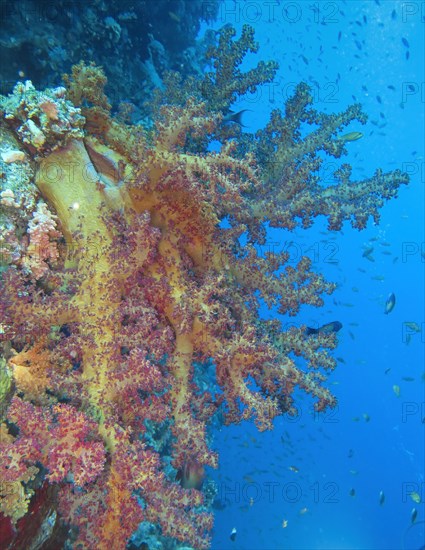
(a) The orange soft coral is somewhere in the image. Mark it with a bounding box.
[0,25,409,549]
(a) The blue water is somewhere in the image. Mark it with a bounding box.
[202,2,425,549]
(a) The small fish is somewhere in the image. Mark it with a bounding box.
[340,131,363,142]
[222,109,250,126]
[379,491,385,505]
[410,492,421,504]
[305,321,342,336]
[363,413,370,422]
[402,377,415,382]
[384,368,391,375]
[393,384,401,397]
[282,519,288,528]
[411,507,417,524]
[402,37,410,48]
[349,488,356,497]
[362,246,375,261]
[168,11,181,23]
[299,507,308,515]
[230,527,237,541]
[384,292,396,314]
[404,322,420,332]
[391,9,396,20]
[376,95,382,104]
[212,498,226,511]
[288,465,299,473]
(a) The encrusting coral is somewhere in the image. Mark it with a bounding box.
[0,25,408,549]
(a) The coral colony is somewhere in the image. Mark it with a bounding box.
[0,26,408,548]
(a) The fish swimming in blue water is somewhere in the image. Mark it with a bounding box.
[222,109,251,126]
[384,292,396,314]
[305,321,342,336]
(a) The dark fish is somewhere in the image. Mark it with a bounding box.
[362,245,374,261]
[212,498,226,511]
[230,527,237,541]
[391,9,396,20]
[388,85,395,91]
[379,490,385,505]
[377,95,382,104]
[402,37,410,48]
[305,321,342,336]
[222,109,250,126]
[411,507,417,524]
[176,461,205,489]
[384,292,396,314]
[406,51,410,60]
[349,488,356,497]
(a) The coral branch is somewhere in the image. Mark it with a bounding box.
[0,24,408,549]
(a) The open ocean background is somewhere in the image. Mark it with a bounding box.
[202,2,425,549]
